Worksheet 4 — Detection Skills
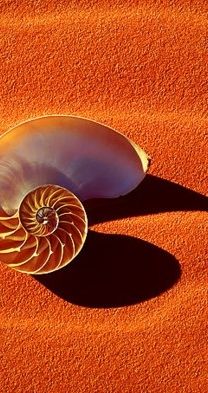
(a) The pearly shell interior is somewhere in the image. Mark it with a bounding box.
[0,115,150,274]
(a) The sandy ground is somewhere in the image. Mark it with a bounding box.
[0,1,207,392]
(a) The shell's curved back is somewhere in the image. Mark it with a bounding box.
[0,116,149,214]
[0,185,87,274]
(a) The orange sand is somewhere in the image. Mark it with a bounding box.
[0,1,207,392]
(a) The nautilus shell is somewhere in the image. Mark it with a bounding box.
[0,116,150,274]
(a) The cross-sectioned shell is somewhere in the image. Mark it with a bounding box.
[0,115,150,274]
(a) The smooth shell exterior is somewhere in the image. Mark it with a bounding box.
[0,116,150,214]
[0,185,87,274]
[0,115,150,274]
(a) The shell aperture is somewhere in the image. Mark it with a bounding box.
[0,116,150,274]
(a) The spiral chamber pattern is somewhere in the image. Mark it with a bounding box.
[0,185,88,274]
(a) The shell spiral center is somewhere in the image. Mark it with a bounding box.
[19,188,61,236]
[36,206,59,235]
[0,184,88,274]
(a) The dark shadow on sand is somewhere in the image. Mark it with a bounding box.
[35,175,207,308]
[35,231,181,308]
[84,174,207,225]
